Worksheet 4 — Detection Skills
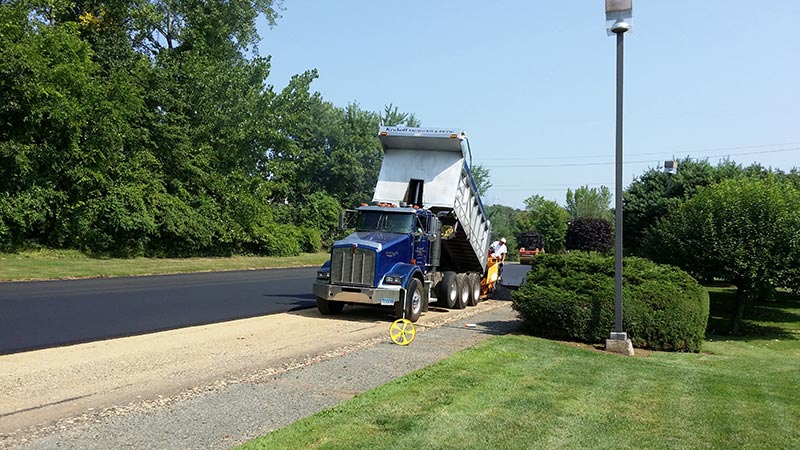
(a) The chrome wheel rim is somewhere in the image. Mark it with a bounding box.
[412,289,422,313]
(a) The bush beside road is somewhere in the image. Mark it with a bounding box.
[513,253,710,352]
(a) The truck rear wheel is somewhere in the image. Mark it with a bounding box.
[439,271,458,309]
[395,278,423,322]
[317,297,344,315]
[467,273,481,306]
[454,273,469,309]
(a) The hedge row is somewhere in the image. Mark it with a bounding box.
[512,253,709,352]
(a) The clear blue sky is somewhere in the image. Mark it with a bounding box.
[256,1,800,209]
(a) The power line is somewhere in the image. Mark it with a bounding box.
[492,182,610,188]
[476,141,800,162]
[490,188,597,192]
[482,147,800,169]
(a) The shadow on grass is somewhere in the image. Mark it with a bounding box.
[470,319,525,336]
[706,287,799,341]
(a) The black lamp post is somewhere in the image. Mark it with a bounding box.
[605,0,634,355]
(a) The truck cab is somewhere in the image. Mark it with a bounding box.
[313,204,441,322]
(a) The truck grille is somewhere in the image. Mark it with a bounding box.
[331,247,376,287]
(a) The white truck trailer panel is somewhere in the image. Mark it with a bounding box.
[373,127,466,209]
[375,127,491,272]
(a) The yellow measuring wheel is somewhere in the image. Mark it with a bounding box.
[389,318,416,346]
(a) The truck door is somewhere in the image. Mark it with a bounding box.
[413,213,429,272]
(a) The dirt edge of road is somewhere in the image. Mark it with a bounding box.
[1,300,514,448]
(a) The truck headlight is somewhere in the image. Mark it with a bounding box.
[317,271,330,280]
[384,275,402,285]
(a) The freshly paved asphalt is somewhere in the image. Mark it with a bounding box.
[0,268,318,355]
[500,262,531,288]
[0,264,530,355]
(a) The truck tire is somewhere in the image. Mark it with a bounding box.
[438,271,458,309]
[317,297,344,315]
[395,278,423,322]
[467,273,481,306]
[454,273,469,309]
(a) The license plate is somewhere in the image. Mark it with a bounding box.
[381,298,394,306]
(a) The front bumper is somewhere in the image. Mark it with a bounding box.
[313,281,402,306]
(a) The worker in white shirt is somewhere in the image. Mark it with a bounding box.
[489,238,508,279]
[490,237,508,262]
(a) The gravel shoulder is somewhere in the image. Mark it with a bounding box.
[1,300,521,449]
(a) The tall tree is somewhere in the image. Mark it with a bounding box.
[263,79,386,210]
[470,164,492,197]
[516,195,569,253]
[565,185,612,221]
[643,177,800,334]
[1,0,293,255]
[485,204,521,255]
[623,158,776,255]
[0,0,420,255]
[379,103,420,127]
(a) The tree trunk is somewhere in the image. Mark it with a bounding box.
[166,4,174,50]
[728,286,747,334]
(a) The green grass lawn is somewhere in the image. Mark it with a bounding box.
[239,288,800,450]
[0,249,329,281]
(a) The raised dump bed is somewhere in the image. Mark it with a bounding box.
[375,127,491,273]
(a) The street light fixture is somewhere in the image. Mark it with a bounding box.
[605,0,634,356]
[606,0,632,34]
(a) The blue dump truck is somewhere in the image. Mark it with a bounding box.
[313,127,500,322]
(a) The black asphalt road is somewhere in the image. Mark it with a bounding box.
[0,268,318,355]
[500,263,531,288]
[0,264,530,356]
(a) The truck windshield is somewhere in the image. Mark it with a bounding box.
[356,211,414,234]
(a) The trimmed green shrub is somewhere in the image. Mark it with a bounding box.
[512,253,709,352]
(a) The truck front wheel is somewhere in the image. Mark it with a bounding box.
[317,297,344,315]
[396,278,423,322]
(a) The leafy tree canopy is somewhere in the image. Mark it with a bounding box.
[517,195,569,253]
[470,164,492,197]
[623,158,780,255]
[380,103,420,127]
[0,0,419,256]
[485,204,521,259]
[643,177,800,333]
[566,185,612,221]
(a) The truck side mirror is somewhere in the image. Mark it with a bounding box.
[339,209,357,231]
